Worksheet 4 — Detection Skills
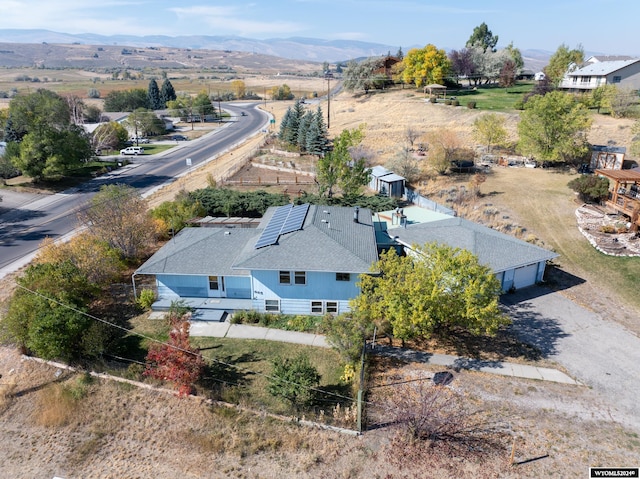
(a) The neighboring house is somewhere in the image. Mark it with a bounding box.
[0,141,6,157]
[134,203,379,318]
[590,145,627,171]
[559,57,640,91]
[517,69,535,80]
[375,207,558,291]
[373,55,401,80]
[369,166,406,197]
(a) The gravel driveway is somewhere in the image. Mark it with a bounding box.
[502,286,640,433]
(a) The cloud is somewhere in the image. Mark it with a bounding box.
[169,5,305,37]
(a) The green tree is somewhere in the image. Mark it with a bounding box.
[147,79,163,110]
[321,313,373,363]
[92,121,128,152]
[278,99,306,145]
[517,91,592,163]
[123,108,165,138]
[103,88,149,111]
[160,78,176,105]
[270,84,294,100]
[504,42,524,72]
[152,191,207,237]
[544,44,584,86]
[343,57,385,93]
[78,184,156,260]
[305,107,329,157]
[567,175,610,203]
[2,261,96,361]
[268,353,320,411]
[466,22,499,53]
[472,113,508,153]
[352,244,508,341]
[402,44,450,87]
[316,126,369,198]
[193,91,215,121]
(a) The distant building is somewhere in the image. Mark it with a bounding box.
[559,57,640,91]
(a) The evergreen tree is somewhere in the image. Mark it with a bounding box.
[306,107,329,156]
[278,108,292,141]
[297,111,312,152]
[147,79,162,110]
[160,78,176,106]
[283,99,305,145]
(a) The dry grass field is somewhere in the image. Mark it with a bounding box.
[2,80,640,477]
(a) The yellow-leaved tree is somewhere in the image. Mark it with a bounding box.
[402,44,451,88]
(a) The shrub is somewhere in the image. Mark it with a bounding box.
[444,99,452,105]
[87,88,100,99]
[452,99,460,107]
[467,101,477,109]
[137,288,156,310]
[268,353,320,411]
[429,96,437,103]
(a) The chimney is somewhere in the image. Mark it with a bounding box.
[353,206,359,223]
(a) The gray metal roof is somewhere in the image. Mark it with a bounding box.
[135,227,257,276]
[234,205,379,273]
[389,217,558,273]
[568,59,640,76]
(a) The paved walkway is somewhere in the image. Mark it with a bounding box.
[182,316,580,386]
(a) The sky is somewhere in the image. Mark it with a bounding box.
[0,0,638,55]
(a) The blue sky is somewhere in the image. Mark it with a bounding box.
[1,0,637,55]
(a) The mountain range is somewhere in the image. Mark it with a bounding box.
[0,29,551,71]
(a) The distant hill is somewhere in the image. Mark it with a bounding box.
[0,29,553,71]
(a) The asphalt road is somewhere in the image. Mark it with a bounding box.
[0,103,268,276]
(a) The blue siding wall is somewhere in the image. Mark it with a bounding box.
[157,274,208,298]
[252,298,351,315]
[157,274,251,299]
[251,270,360,302]
[225,276,252,299]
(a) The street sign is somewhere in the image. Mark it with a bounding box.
[186,158,192,166]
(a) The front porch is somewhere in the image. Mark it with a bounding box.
[151,297,254,322]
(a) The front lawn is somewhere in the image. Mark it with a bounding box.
[445,82,534,111]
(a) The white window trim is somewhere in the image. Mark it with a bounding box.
[265,299,280,312]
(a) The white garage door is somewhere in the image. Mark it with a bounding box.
[513,263,538,289]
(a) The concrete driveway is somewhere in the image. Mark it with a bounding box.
[502,286,640,433]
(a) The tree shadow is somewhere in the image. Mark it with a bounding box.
[501,299,571,358]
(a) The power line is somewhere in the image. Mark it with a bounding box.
[10,281,360,406]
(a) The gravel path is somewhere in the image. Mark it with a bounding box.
[502,286,640,433]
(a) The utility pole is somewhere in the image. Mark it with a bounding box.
[325,70,333,129]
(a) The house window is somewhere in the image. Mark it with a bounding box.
[294,271,306,285]
[265,299,280,312]
[336,272,350,282]
[612,75,621,84]
[311,301,324,314]
[326,301,338,314]
[279,271,291,284]
[208,275,219,290]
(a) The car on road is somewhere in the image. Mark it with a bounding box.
[130,137,150,144]
[240,111,247,116]
[120,146,144,155]
[171,134,188,141]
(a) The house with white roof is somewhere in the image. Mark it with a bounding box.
[559,57,640,91]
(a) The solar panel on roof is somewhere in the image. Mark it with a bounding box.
[280,203,310,235]
[254,203,293,249]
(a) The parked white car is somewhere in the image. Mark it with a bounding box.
[130,137,150,144]
[120,146,144,155]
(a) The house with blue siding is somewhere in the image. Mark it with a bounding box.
[133,204,379,319]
